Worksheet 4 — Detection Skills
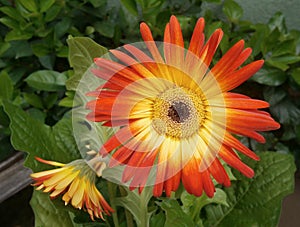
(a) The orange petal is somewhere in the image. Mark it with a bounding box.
[182,157,203,197]
[140,22,164,63]
[129,150,158,192]
[219,146,255,178]
[201,170,215,198]
[169,15,184,48]
[224,92,270,109]
[211,40,245,78]
[227,127,266,143]
[166,15,185,66]
[226,47,252,74]
[163,170,181,197]
[219,60,264,91]
[122,151,149,183]
[188,17,205,56]
[110,49,154,78]
[199,28,223,68]
[163,23,171,64]
[123,44,154,63]
[223,132,259,161]
[226,108,280,131]
[110,146,135,167]
[99,126,134,155]
[208,158,230,187]
[34,157,65,167]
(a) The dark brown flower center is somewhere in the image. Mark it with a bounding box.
[168,101,190,123]
[152,87,207,139]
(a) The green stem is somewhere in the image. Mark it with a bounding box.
[119,186,135,227]
[107,182,120,227]
[191,197,205,220]
[140,189,149,227]
[104,219,111,227]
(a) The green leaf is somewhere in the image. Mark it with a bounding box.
[264,28,281,53]
[23,93,44,109]
[0,6,25,22]
[45,4,62,22]
[0,39,10,56]
[204,152,296,227]
[40,0,55,13]
[30,190,83,227]
[44,92,58,109]
[150,211,165,227]
[94,21,115,38]
[251,66,286,86]
[0,71,14,100]
[249,24,269,56]
[38,55,55,70]
[272,39,296,57]
[291,68,300,85]
[66,36,108,91]
[114,187,154,227]
[223,0,243,23]
[270,99,300,124]
[267,55,300,71]
[25,70,67,91]
[7,40,33,58]
[17,0,38,12]
[281,125,297,141]
[59,91,75,107]
[0,17,20,30]
[88,0,107,8]
[268,12,287,33]
[27,108,46,122]
[5,29,32,41]
[31,42,50,57]
[54,17,72,39]
[181,189,228,224]
[2,101,80,171]
[263,87,287,106]
[295,125,300,142]
[274,142,290,154]
[160,199,194,227]
[120,0,138,16]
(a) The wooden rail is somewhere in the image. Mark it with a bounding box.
[0,152,32,203]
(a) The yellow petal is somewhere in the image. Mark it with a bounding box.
[43,167,73,187]
[87,183,100,207]
[50,187,65,198]
[62,192,71,205]
[36,184,45,190]
[71,179,86,208]
[55,170,79,190]
[67,177,80,198]
[43,185,56,193]
[30,168,65,179]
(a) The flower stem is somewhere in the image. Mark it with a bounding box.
[119,186,135,227]
[107,182,119,227]
[139,189,150,227]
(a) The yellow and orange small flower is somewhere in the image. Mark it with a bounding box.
[31,157,113,221]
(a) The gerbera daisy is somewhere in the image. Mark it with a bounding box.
[86,16,280,197]
[31,157,113,220]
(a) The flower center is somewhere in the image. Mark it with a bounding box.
[168,101,190,123]
[152,87,207,139]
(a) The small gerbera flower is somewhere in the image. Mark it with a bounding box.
[31,157,113,220]
[86,16,280,197]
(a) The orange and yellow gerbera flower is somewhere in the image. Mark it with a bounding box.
[31,157,113,220]
[86,16,280,197]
